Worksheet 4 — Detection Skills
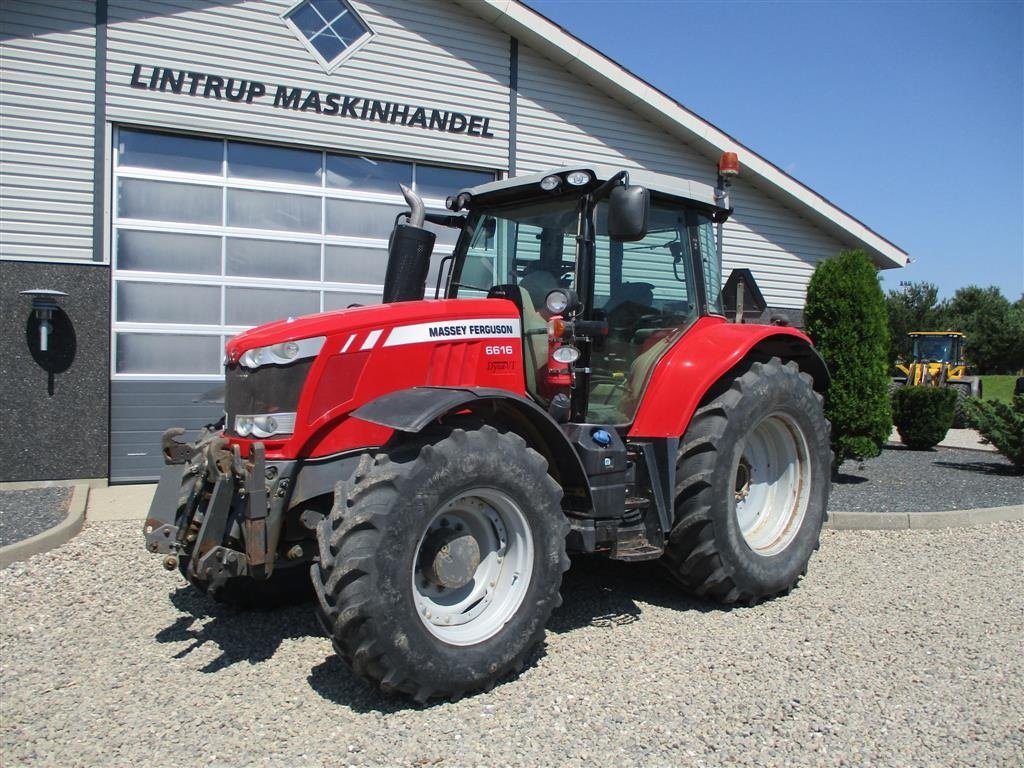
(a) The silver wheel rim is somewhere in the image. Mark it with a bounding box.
[734,413,811,556]
[412,488,534,646]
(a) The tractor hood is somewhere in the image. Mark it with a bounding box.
[224,300,495,362]
[221,298,526,460]
[226,299,529,364]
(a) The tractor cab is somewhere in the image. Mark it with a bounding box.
[438,165,730,425]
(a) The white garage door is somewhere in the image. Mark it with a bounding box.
[110,127,493,481]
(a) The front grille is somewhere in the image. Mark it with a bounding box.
[224,359,314,434]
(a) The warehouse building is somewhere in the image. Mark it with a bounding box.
[0,0,907,484]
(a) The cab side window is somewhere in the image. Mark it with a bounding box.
[587,202,704,423]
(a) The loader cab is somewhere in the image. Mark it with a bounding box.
[910,332,964,366]
[444,166,730,424]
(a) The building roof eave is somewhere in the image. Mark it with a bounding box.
[454,0,909,271]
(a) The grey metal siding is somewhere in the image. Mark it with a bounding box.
[721,178,850,309]
[105,0,511,171]
[514,46,708,178]
[513,45,847,309]
[104,0,519,482]
[0,1,97,262]
[110,380,223,482]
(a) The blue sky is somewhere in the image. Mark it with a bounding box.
[527,0,1023,302]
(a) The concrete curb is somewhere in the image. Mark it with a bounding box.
[0,478,107,491]
[0,484,89,569]
[826,504,1024,531]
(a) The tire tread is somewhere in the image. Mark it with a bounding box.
[662,357,828,605]
[311,425,568,701]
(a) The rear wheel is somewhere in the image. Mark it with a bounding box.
[663,358,830,604]
[312,426,568,702]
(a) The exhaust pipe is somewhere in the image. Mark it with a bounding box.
[400,183,425,227]
[383,184,436,303]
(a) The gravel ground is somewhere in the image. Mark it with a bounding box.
[830,446,1022,513]
[0,489,71,548]
[2,520,1022,767]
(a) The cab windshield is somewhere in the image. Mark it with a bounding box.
[912,336,955,363]
[450,192,720,423]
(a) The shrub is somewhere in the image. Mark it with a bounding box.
[892,386,957,450]
[805,250,892,467]
[962,395,1024,473]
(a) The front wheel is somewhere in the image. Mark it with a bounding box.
[663,358,830,604]
[312,426,568,702]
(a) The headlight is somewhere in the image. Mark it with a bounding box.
[544,288,579,315]
[540,175,561,192]
[240,336,325,369]
[566,170,591,186]
[234,412,296,439]
[552,345,581,364]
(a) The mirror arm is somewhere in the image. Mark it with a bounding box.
[592,170,629,201]
[424,212,466,228]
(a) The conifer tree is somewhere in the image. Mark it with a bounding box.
[805,250,892,467]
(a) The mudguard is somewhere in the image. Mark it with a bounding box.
[628,316,829,439]
[353,386,590,500]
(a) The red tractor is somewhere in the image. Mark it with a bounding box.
[145,156,831,702]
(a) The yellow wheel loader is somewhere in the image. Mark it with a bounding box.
[895,331,982,404]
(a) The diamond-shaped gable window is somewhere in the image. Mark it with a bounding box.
[285,0,371,70]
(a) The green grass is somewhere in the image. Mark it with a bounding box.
[979,375,1018,404]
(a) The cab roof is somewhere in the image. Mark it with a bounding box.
[461,165,721,210]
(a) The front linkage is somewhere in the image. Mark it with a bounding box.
[143,425,295,592]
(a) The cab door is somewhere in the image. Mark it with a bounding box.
[586,201,719,424]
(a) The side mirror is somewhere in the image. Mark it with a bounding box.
[607,185,649,242]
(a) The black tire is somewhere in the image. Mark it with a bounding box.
[951,382,972,428]
[663,358,830,605]
[179,559,314,610]
[312,426,569,702]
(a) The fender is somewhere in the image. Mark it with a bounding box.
[629,316,829,439]
[353,386,591,502]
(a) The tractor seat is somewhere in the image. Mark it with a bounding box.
[519,270,558,308]
[605,282,655,312]
[517,271,558,397]
[605,283,657,341]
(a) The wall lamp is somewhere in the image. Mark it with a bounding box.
[20,289,67,353]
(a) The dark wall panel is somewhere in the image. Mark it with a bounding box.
[0,261,110,481]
